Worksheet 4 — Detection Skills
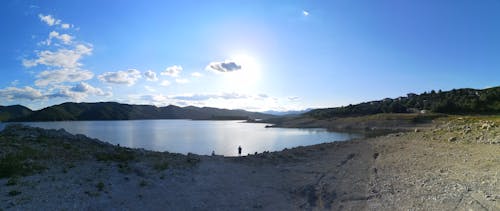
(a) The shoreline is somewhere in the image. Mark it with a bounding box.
[1,116,499,210]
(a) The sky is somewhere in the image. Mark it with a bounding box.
[0,0,499,111]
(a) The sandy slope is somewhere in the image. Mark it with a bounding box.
[1,117,499,210]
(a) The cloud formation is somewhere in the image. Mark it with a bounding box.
[23,41,94,87]
[35,68,94,86]
[61,23,72,29]
[38,14,61,26]
[98,69,142,86]
[143,70,158,81]
[175,78,189,84]
[0,86,44,101]
[23,44,93,68]
[302,10,309,16]
[191,72,202,77]
[144,85,156,92]
[206,60,242,73]
[160,80,171,86]
[70,82,108,96]
[161,65,182,77]
[46,31,73,45]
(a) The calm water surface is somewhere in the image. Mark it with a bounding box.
[1,120,362,156]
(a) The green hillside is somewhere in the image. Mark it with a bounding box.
[307,86,500,119]
[9,102,274,122]
[0,105,32,121]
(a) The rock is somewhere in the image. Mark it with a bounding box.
[414,129,419,133]
[481,123,491,130]
[448,137,457,142]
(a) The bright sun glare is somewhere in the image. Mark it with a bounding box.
[224,54,261,92]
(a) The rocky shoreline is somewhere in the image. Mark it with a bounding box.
[1,116,499,210]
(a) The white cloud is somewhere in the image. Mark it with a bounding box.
[38,14,61,26]
[161,65,182,77]
[143,70,158,81]
[175,78,189,84]
[35,68,94,87]
[206,60,242,73]
[144,85,156,92]
[48,83,111,101]
[98,69,142,86]
[288,96,300,101]
[70,82,108,96]
[258,94,269,98]
[23,44,92,68]
[160,80,171,86]
[61,23,71,29]
[302,10,309,16]
[0,86,44,101]
[46,31,73,45]
[140,94,168,103]
[191,72,203,77]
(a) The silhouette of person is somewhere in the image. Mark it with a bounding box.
[238,146,242,156]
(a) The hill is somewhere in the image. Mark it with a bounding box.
[5,102,274,122]
[307,86,500,119]
[0,105,32,121]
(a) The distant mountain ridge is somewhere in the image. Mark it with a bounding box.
[262,108,313,116]
[2,86,499,122]
[1,102,274,122]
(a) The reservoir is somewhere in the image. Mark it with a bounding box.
[1,120,362,156]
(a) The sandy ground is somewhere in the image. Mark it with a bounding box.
[0,117,499,210]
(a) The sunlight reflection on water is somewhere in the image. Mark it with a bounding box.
[1,120,362,156]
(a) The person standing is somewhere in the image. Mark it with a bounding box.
[238,145,242,156]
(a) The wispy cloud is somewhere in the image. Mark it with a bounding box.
[38,14,61,26]
[98,69,142,86]
[206,60,242,73]
[191,72,203,77]
[61,23,72,29]
[44,31,73,45]
[160,80,171,86]
[288,96,300,101]
[144,85,156,92]
[35,68,93,87]
[302,10,309,16]
[0,86,44,101]
[23,44,92,68]
[175,78,189,84]
[70,82,108,96]
[143,70,158,81]
[24,44,94,87]
[48,83,110,101]
[161,65,182,77]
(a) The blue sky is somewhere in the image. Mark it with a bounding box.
[0,0,499,111]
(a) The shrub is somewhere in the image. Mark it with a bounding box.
[95,149,135,162]
[0,153,46,178]
[8,190,21,196]
[96,182,105,191]
[153,161,169,171]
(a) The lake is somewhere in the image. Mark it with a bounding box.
[0,120,362,156]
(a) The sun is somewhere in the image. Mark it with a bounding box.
[224,54,261,92]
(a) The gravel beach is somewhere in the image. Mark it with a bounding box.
[1,116,499,210]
